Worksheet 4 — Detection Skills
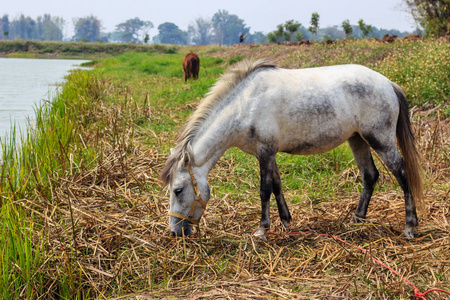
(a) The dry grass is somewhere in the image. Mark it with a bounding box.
[19,93,449,299]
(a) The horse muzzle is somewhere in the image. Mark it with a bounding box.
[169,215,193,236]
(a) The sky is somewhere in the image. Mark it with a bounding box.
[3,0,417,39]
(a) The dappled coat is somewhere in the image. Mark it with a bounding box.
[182,52,200,82]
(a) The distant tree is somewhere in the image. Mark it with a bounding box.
[211,10,250,45]
[404,0,450,37]
[0,15,10,39]
[10,14,37,39]
[342,19,353,38]
[284,20,301,42]
[358,19,373,38]
[152,35,160,44]
[116,17,153,43]
[1,14,63,41]
[246,31,268,44]
[211,10,226,45]
[275,24,285,42]
[144,33,150,44]
[298,25,313,40]
[267,32,277,43]
[158,22,187,44]
[309,12,320,41]
[40,14,64,41]
[320,25,345,40]
[188,17,214,45]
[295,32,303,41]
[73,16,101,42]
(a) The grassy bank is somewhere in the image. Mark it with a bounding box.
[0,40,180,59]
[1,39,449,299]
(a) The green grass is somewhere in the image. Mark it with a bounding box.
[0,201,44,299]
[372,40,450,107]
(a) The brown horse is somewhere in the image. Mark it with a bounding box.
[182,52,200,82]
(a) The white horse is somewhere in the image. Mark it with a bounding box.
[160,60,423,238]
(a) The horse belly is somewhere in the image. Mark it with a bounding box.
[244,107,355,156]
[280,131,352,155]
[277,97,356,155]
[277,117,353,154]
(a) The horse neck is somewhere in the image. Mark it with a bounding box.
[190,105,237,175]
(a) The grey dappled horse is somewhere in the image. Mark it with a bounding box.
[160,60,423,238]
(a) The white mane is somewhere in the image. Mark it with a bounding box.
[160,59,277,185]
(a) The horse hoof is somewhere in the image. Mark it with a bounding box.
[403,225,415,238]
[352,214,365,223]
[282,220,290,228]
[254,227,266,238]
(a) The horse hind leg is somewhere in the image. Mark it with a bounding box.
[374,146,418,237]
[347,134,379,221]
[363,133,419,237]
[272,160,292,228]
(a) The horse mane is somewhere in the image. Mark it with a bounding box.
[160,59,277,186]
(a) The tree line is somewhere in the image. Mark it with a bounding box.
[0,10,254,45]
[267,13,392,43]
[0,1,448,45]
[0,14,64,41]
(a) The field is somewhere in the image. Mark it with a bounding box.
[1,39,449,299]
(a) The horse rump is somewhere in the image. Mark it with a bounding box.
[182,52,200,82]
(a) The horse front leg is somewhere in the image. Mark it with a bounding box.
[254,147,276,237]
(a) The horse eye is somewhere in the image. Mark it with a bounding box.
[174,188,183,197]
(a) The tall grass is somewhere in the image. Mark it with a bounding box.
[0,70,108,299]
[0,200,44,299]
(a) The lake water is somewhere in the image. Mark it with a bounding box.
[0,58,90,143]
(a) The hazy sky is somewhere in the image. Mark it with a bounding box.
[3,0,417,38]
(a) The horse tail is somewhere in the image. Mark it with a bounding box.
[190,55,200,78]
[392,82,424,211]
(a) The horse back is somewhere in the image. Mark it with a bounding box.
[233,65,399,155]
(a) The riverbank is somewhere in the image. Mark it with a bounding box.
[0,40,180,59]
[1,39,449,299]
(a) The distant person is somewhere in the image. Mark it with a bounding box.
[239,33,246,45]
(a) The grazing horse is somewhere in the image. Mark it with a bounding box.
[160,60,423,238]
[182,52,200,82]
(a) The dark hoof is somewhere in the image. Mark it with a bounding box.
[282,219,290,228]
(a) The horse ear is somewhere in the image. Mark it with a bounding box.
[183,152,190,166]
[182,143,194,167]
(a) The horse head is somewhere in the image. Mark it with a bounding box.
[167,150,210,236]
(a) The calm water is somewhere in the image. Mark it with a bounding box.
[0,58,89,142]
